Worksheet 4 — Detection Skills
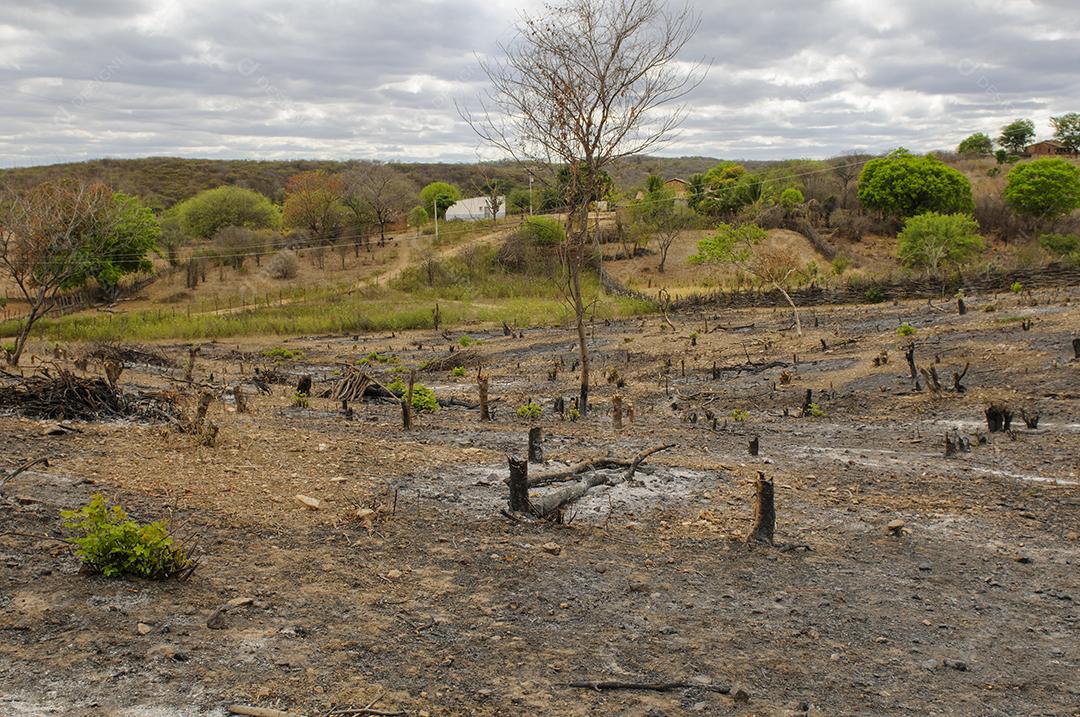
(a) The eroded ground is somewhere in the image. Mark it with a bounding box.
[2,288,1079,717]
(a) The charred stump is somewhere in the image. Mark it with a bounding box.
[528,426,544,463]
[612,394,623,430]
[749,436,760,456]
[402,370,416,430]
[508,456,530,513]
[985,403,1012,433]
[747,471,775,545]
[478,372,490,422]
[296,374,312,397]
[1020,408,1040,429]
[1073,337,1080,360]
[957,297,966,315]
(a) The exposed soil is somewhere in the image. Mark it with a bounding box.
[2,287,1079,717]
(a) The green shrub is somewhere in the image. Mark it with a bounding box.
[516,401,543,421]
[358,351,397,365]
[451,366,466,377]
[292,390,310,408]
[61,495,190,579]
[518,216,566,246]
[864,286,886,304]
[830,255,850,275]
[568,406,581,422]
[779,187,804,209]
[1010,281,1023,294]
[262,346,304,361]
[730,408,750,422]
[459,334,483,347]
[897,212,984,273]
[388,378,439,412]
[897,323,916,337]
[1039,233,1080,256]
[858,151,975,218]
[804,403,826,418]
[1005,158,1080,220]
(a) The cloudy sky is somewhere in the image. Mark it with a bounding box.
[1,0,1077,167]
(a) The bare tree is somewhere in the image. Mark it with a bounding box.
[0,180,117,366]
[343,163,415,247]
[464,0,704,415]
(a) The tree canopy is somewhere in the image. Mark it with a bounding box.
[696,162,758,216]
[1051,113,1080,154]
[175,185,280,239]
[419,182,461,219]
[957,132,994,157]
[86,192,160,297]
[998,119,1036,155]
[1004,158,1080,220]
[857,151,974,218]
[282,171,346,243]
[896,212,984,273]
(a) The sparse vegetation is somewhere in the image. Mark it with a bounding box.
[516,401,543,421]
[262,347,304,361]
[897,323,916,337]
[388,377,438,412]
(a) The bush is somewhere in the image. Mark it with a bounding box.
[1005,158,1080,220]
[459,334,483,347]
[61,495,190,579]
[1039,232,1080,256]
[897,212,984,273]
[388,378,439,412]
[830,255,850,275]
[262,347,304,361]
[451,366,466,377]
[897,323,916,337]
[779,187,804,209]
[175,186,281,239]
[516,402,543,421]
[863,286,886,304]
[730,408,750,422]
[518,216,566,245]
[1010,281,1023,294]
[857,151,975,218]
[266,250,299,279]
[804,403,826,418]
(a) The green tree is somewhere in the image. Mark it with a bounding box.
[88,192,160,299]
[691,223,806,335]
[1004,158,1080,221]
[686,173,708,211]
[896,212,984,274]
[857,151,974,218]
[282,171,345,244]
[697,162,757,216]
[1051,113,1080,154]
[175,185,280,240]
[419,182,461,219]
[957,132,994,157]
[645,174,664,193]
[779,187,804,209]
[506,187,532,215]
[998,119,1036,155]
[407,205,429,236]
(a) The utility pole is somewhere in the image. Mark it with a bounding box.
[529,175,534,216]
[433,198,439,242]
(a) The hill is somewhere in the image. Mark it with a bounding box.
[0,155,724,210]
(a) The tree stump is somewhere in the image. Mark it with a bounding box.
[528,426,544,463]
[749,436,759,456]
[957,297,966,315]
[478,373,490,422]
[1073,337,1080,360]
[801,389,813,417]
[296,374,313,397]
[402,370,416,430]
[627,402,635,424]
[904,343,917,381]
[1020,408,1040,429]
[193,391,214,429]
[612,394,623,430]
[985,403,1012,433]
[184,346,200,383]
[508,456,530,513]
[747,471,775,545]
[233,385,248,414]
[554,396,565,418]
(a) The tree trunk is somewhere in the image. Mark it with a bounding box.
[528,426,544,463]
[747,471,775,544]
[749,436,759,456]
[508,456,530,513]
[612,394,623,430]
[478,374,490,421]
[571,259,590,416]
[402,369,415,430]
[1073,337,1080,360]
[775,284,802,336]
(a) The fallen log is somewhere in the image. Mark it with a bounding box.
[521,444,676,488]
[228,705,305,717]
[561,680,731,694]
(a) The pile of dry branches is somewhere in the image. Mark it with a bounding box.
[0,368,181,422]
[86,342,175,368]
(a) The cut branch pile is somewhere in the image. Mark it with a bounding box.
[422,347,482,373]
[87,342,175,368]
[0,369,182,422]
[330,365,374,403]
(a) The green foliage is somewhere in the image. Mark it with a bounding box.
[420,182,461,219]
[779,187,805,209]
[61,495,189,579]
[690,222,767,266]
[857,152,974,218]
[451,366,466,377]
[1004,158,1080,220]
[2,342,15,359]
[175,186,280,239]
[568,406,581,422]
[830,255,850,275]
[730,408,750,422]
[292,390,310,408]
[645,175,664,193]
[804,402,826,418]
[506,188,532,215]
[1051,113,1080,154]
[998,119,1036,155]
[387,378,439,412]
[686,173,708,211]
[995,149,1009,165]
[358,351,397,365]
[1039,232,1080,256]
[957,132,994,157]
[1010,281,1023,294]
[458,334,483,347]
[262,346,304,361]
[697,162,758,216]
[79,192,160,296]
[896,212,984,273]
[863,286,886,303]
[407,205,429,228]
[897,323,916,337]
[517,216,566,246]
[516,402,543,421]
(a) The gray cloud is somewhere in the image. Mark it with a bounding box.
[1,0,1077,166]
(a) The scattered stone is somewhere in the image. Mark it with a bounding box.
[540,542,562,555]
[226,597,253,608]
[627,574,650,593]
[886,519,906,536]
[293,494,321,510]
[1066,531,1079,542]
[943,658,968,671]
[1014,554,1033,564]
[145,643,187,662]
[137,622,153,636]
[385,569,403,580]
[732,687,751,704]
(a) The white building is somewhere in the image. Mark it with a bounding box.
[444,196,506,221]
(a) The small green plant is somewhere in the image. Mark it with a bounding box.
[864,286,886,304]
[459,334,483,347]
[451,366,466,377]
[388,378,439,412]
[1010,281,1023,294]
[358,351,397,366]
[830,255,850,275]
[568,406,581,422]
[292,390,310,408]
[982,303,997,312]
[2,342,14,358]
[261,346,304,361]
[804,402,826,418]
[516,401,543,421]
[61,495,190,579]
[897,323,916,337]
[730,408,750,422]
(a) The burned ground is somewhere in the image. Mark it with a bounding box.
[2,288,1079,717]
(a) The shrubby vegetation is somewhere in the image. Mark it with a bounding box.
[1004,158,1080,221]
[857,150,974,218]
[896,212,984,273]
[174,186,280,239]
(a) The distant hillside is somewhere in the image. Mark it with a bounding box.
[0,155,725,210]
